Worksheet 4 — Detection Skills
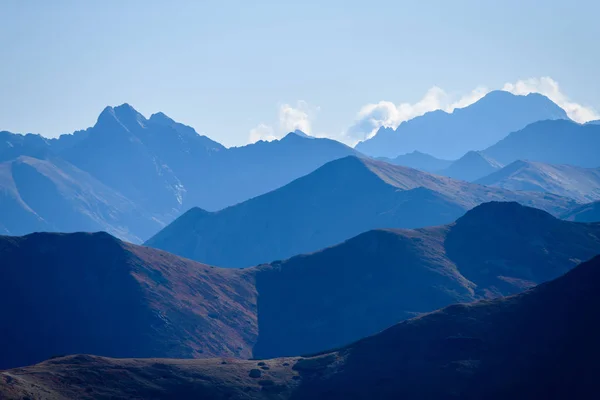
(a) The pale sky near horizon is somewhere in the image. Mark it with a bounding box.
[2,0,600,147]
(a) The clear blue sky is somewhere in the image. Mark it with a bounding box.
[1,0,599,146]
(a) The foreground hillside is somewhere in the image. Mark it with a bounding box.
[2,254,599,399]
[146,156,576,268]
[2,202,599,370]
[0,232,257,369]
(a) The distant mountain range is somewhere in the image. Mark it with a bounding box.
[146,156,576,268]
[355,91,568,159]
[60,104,358,215]
[476,160,600,203]
[438,150,503,181]
[3,252,600,399]
[0,105,356,241]
[3,101,599,245]
[378,151,453,172]
[3,202,597,370]
[482,119,600,167]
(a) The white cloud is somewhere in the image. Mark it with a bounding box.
[279,100,315,134]
[248,78,598,146]
[248,123,277,143]
[345,77,598,145]
[345,86,489,144]
[248,101,319,144]
[502,77,599,123]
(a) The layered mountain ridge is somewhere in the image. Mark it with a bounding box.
[0,105,357,241]
[146,156,577,268]
[3,252,600,399]
[356,91,568,159]
[2,201,599,370]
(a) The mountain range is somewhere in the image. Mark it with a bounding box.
[2,202,599,370]
[378,151,453,172]
[0,105,356,241]
[2,252,600,399]
[355,91,568,159]
[476,160,600,203]
[482,119,600,167]
[437,150,503,181]
[146,156,576,268]
[3,98,600,244]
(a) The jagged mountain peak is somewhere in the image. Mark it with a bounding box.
[95,103,147,131]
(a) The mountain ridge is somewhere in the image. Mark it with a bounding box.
[482,119,600,167]
[2,202,600,370]
[3,253,600,399]
[355,91,568,159]
[438,150,503,181]
[476,160,600,202]
[146,156,578,268]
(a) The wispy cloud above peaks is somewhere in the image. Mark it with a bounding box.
[345,77,598,145]
[248,101,319,144]
[280,101,317,134]
[248,123,277,144]
[502,77,599,123]
[247,78,598,146]
[345,86,489,145]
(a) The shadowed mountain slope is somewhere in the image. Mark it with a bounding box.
[356,91,568,159]
[562,200,600,222]
[3,254,600,400]
[146,156,577,268]
[0,232,257,370]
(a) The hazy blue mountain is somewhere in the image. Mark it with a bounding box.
[483,119,600,167]
[60,104,223,222]
[0,156,159,242]
[1,107,359,241]
[199,131,359,210]
[2,203,600,388]
[356,91,568,159]
[562,200,600,222]
[585,119,600,125]
[0,131,52,162]
[477,160,600,202]
[438,150,503,181]
[146,157,576,268]
[59,105,357,214]
[379,150,453,172]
